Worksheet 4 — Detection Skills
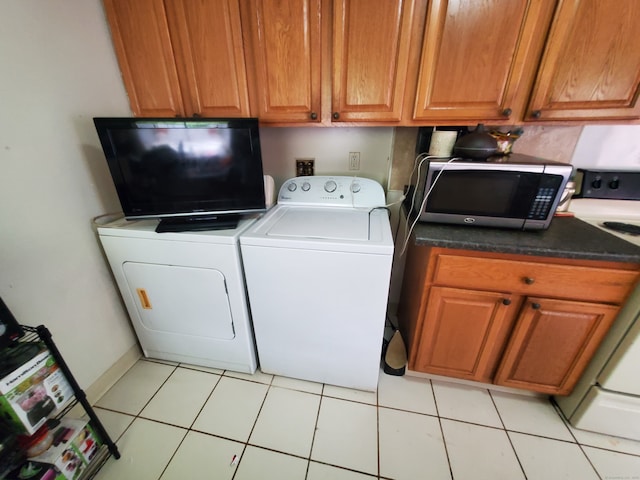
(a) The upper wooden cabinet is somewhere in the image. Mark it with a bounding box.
[331,0,418,123]
[103,0,184,117]
[241,0,323,123]
[526,0,640,121]
[241,0,418,124]
[410,0,555,123]
[165,0,251,117]
[103,0,640,124]
[103,0,250,118]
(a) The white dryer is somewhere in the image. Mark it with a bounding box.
[240,176,394,391]
[97,216,259,373]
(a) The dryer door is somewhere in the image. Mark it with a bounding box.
[122,262,235,340]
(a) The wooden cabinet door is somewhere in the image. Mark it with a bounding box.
[494,297,620,395]
[103,0,184,117]
[241,0,323,123]
[413,286,518,383]
[332,0,417,122]
[166,0,251,117]
[527,0,640,121]
[412,0,554,123]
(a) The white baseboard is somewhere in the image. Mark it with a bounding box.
[85,344,142,405]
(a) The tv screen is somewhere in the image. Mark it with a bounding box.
[94,117,266,232]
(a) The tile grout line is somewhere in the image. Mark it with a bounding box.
[185,369,224,431]
[137,363,184,480]
[154,428,189,480]
[134,361,180,418]
[488,389,529,480]
[549,398,604,480]
[229,371,274,480]
[430,379,455,480]
[304,383,326,480]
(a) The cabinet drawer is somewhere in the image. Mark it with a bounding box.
[433,254,638,304]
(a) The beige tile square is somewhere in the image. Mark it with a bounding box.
[93,407,134,442]
[160,431,244,480]
[249,386,320,457]
[379,407,451,480]
[433,380,502,427]
[234,446,308,480]
[378,373,437,415]
[491,391,573,441]
[96,360,175,415]
[441,419,524,480]
[311,397,378,475]
[272,375,323,394]
[95,418,186,480]
[140,367,220,427]
[192,377,268,441]
[509,432,599,480]
[307,462,377,480]
[322,384,377,405]
[224,368,273,384]
[583,446,640,480]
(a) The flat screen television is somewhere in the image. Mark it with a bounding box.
[94,117,266,232]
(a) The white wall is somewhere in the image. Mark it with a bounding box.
[0,1,137,388]
[570,125,640,169]
[259,127,394,190]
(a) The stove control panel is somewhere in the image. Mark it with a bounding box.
[575,170,640,200]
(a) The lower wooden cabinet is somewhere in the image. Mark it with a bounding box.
[398,245,640,395]
[413,286,518,383]
[494,297,619,395]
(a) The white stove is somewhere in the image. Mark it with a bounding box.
[570,198,640,247]
[556,169,640,440]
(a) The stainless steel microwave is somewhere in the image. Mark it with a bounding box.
[413,154,573,230]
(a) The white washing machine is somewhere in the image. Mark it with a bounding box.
[97,216,259,373]
[240,176,394,391]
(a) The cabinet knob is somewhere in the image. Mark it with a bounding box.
[502,298,512,306]
[501,108,512,117]
[531,302,541,310]
[310,112,318,120]
[192,113,201,118]
[332,112,340,120]
[531,110,541,119]
[523,277,535,285]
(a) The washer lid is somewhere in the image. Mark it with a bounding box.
[266,208,370,241]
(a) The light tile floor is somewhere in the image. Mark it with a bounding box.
[90,359,640,480]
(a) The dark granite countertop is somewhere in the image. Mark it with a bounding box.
[411,216,640,264]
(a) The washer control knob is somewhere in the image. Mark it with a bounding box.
[350,182,361,193]
[302,181,311,192]
[324,180,337,193]
[287,182,297,192]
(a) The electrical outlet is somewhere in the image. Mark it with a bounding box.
[296,158,315,176]
[349,152,360,171]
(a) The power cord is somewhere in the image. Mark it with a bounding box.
[399,156,461,256]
